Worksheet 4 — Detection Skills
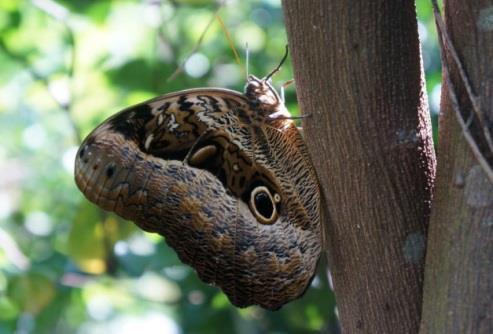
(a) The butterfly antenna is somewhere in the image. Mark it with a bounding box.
[264,45,289,82]
[245,42,250,78]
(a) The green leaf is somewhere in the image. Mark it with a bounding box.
[67,201,138,274]
[67,201,107,274]
[0,297,19,321]
[8,272,55,314]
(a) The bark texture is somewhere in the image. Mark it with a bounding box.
[420,1,493,333]
[282,1,436,333]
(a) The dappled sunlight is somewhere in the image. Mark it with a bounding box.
[62,146,79,174]
[431,83,442,115]
[22,124,48,150]
[125,234,157,257]
[24,211,54,236]
[81,312,180,334]
[184,52,210,78]
[135,272,181,303]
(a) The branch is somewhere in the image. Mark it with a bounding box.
[432,0,493,182]
[166,4,223,82]
[31,0,82,144]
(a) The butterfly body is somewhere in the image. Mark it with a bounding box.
[75,75,321,310]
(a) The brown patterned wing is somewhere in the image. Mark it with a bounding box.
[74,87,321,310]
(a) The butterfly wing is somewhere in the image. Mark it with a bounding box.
[74,88,321,310]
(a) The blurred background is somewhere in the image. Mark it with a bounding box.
[0,0,441,333]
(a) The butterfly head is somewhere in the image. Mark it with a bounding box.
[243,46,291,119]
[244,74,284,115]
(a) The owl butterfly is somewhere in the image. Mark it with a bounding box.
[74,51,321,310]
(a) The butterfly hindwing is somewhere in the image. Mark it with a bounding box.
[75,81,321,310]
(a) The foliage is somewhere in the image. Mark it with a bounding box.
[0,0,439,333]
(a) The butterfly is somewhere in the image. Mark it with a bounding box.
[74,51,321,310]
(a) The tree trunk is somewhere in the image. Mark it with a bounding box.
[420,1,493,333]
[282,1,436,333]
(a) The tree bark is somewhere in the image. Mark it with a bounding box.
[420,1,493,333]
[283,1,436,333]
